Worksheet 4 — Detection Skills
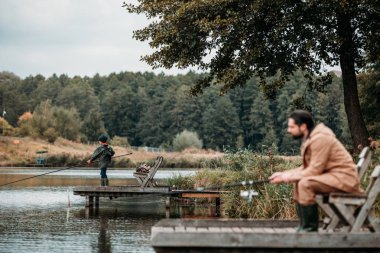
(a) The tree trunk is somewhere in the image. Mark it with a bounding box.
[337,9,369,151]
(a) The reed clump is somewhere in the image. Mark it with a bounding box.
[169,148,302,219]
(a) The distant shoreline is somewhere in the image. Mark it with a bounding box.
[0,136,224,168]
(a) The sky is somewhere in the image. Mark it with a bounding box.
[0,0,193,78]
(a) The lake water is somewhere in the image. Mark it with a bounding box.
[0,168,205,253]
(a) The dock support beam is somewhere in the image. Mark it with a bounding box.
[215,197,221,217]
[165,197,171,218]
[95,196,99,208]
[86,196,94,208]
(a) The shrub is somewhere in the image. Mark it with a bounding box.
[43,127,59,143]
[172,130,203,151]
[111,136,130,147]
[0,117,14,136]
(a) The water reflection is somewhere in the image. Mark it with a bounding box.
[0,168,211,253]
[98,216,111,253]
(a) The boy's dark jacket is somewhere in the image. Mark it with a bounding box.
[90,145,115,167]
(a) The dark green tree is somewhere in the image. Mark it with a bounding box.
[100,85,137,140]
[32,75,63,107]
[358,70,380,137]
[201,96,241,149]
[55,77,100,119]
[126,0,380,150]
[248,91,278,150]
[229,78,258,146]
[81,110,106,141]
[53,107,81,141]
[0,72,26,126]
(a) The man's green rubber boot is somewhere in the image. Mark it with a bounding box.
[298,204,319,232]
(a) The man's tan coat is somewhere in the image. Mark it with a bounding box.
[290,123,361,200]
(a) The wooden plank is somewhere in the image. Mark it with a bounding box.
[262,227,275,233]
[240,227,254,233]
[180,193,220,198]
[332,204,356,226]
[368,213,380,232]
[185,227,197,232]
[140,156,163,188]
[197,227,209,232]
[174,226,186,232]
[153,219,298,228]
[151,229,380,248]
[207,227,221,232]
[220,227,233,232]
[151,226,174,238]
[329,196,367,205]
[352,174,380,232]
[251,228,264,233]
[284,227,296,233]
[231,227,242,233]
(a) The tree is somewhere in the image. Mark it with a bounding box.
[55,77,99,119]
[201,96,241,150]
[81,110,106,142]
[32,75,62,107]
[29,100,56,137]
[126,0,380,150]
[0,72,27,126]
[53,107,81,141]
[248,91,278,150]
[24,100,81,141]
[358,70,380,137]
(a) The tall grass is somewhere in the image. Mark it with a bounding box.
[170,146,380,218]
[169,148,301,219]
[359,147,380,215]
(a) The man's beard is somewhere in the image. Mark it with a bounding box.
[292,132,304,140]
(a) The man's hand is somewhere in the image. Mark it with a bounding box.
[87,159,92,165]
[269,172,291,184]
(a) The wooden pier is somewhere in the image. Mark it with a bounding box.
[73,186,226,216]
[151,219,380,253]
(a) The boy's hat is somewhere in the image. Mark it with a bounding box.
[98,134,108,143]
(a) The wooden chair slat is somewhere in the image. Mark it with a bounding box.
[133,156,163,188]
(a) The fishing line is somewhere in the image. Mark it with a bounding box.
[196,179,270,191]
[0,152,133,187]
[122,179,270,203]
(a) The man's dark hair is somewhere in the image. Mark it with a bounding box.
[289,110,315,131]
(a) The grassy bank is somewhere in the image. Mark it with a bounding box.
[168,148,380,219]
[0,136,223,168]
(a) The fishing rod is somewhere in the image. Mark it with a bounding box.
[0,152,133,187]
[195,179,270,191]
[192,179,270,203]
[113,152,133,159]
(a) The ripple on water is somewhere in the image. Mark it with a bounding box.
[0,186,163,253]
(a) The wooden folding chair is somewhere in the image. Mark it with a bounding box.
[316,147,372,231]
[328,165,380,232]
[133,156,163,188]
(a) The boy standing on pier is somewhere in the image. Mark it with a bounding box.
[269,110,361,232]
[87,134,115,186]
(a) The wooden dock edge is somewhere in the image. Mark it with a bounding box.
[151,219,380,251]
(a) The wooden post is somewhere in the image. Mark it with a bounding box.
[165,197,171,218]
[165,197,171,208]
[85,207,90,218]
[215,197,221,217]
[95,196,99,208]
[86,196,94,208]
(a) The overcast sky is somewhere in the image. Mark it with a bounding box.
[0,0,192,78]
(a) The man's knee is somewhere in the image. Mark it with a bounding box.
[298,178,314,191]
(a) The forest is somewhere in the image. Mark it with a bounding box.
[0,69,378,155]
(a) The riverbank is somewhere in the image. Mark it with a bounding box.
[0,136,224,168]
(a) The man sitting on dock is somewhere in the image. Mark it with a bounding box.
[87,134,115,186]
[269,110,361,232]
